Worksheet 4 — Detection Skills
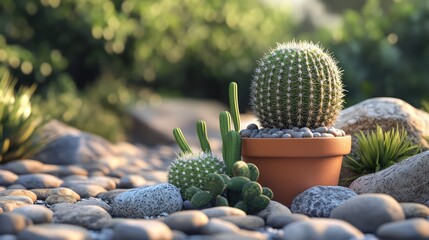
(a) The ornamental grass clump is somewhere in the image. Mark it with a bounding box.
[344,125,422,180]
[250,41,344,129]
[0,71,43,163]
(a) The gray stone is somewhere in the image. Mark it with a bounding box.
[16,174,63,189]
[199,218,240,235]
[0,196,34,212]
[335,97,429,150]
[30,187,81,201]
[267,213,309,229]
[62,176,116,191]
[0,170,18,186]
[65,184,107,198]
[240,129,252,137]
[12,205,53,224]
[256,201,291,220]
[45,195,77,205]
[377,219,429,240]
[0,196,33,205]
[291,132,304,138]
[111,183,182,218]
[0,190,37,202]
[111,219,173,240]
[291,186,357,217]
[217,216,265,230]
[321,133,335,137]
[49,203,76,212]
[313,132,321,137]
[0,235,16,240]
[330,193,405,233]
[350,151,429,204]
[75,198,111,212]
[0,160,46,175]
[283,218,364,240]
[53,205,111,230]
[302,132,313,138]
[172,230,188,240]
[247,124,259,130]
[281,133,292,138]
[118,175,146,188]
[0,213,32,235]
[201,206,246,218]
[315,127,328,133]
[162,210,209,233]
[43,165,88,178]
[96,189,128,203]
[6,184,26,189]
[17,223,91,240]
[400,203,429,219]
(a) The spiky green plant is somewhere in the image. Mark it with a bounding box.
[344,125,422,180]
[250,41,344,129]
[0,72,44,163]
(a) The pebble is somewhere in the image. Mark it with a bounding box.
[30,187,81,201]
[75,198,111,212]
[62,177,116,191]
[199,218,240,235]
[111,183,183,218]
[400,202,429,219]
[111,220,173,240]
[291,186,357,217]
[256,201,291,220]
[0,170,18,186]
[201,230,267,240]
[96,189,128,203]
[12,205,53,224]
[267,213,309,229]
[283,218,364,240]
[43,165,88,178]
[240,125,345,138]
[376,218,429,240]
[65,184,107,198]
[16,174,63,189]
[217,216,265,230]
[53,205,112,230]
[330,193,405,233]
[0,213,32,235]
[7,184,26,190]
[162,210,209,233]
[45,195,77,205]
[1,160,45,175]
[0,190,37,202]
[247,124,259,130]
[118,175,146,188]
[0,235,16,240]
[49,203,76,212]
[201,206,246,218]
[17,223,91,240]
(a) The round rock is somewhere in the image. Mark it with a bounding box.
[0,213,32,235]
[283,218,364,240]
[256,201,291,220]
[376,218,429,240]
[12,205,53,224]
[267,213,309,229]
[118,175,146,188]
[45,195,77,205]
[30,188,80,201]
[1,160,45,175]
[0,170,18,186]
[199,218,240,235]
[53,205,112,230]
[217,216,265,230]
[330,193,405,233]
[201,207,246,218]
[291,186,357,217]
[111,183,183,218]
[16,174,63,189]
[112,220,172,240]
[96,189,128,203]
[162,210,208,233]
[0,190,37,202]
[17,223,91,240]
[65,184,106,198]
[400,202,429,219]
[75,198,111,212]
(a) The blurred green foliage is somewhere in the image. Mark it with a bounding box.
[321,0,429,106]
[1,0,429,141]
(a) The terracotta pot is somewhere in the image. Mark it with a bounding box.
[241,136,351,207]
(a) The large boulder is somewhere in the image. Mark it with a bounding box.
[349,150,429,204]
[335,97,429,185]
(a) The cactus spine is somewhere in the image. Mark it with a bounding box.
[250,41,344,129]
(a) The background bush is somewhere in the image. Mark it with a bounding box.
[1,0,428,140]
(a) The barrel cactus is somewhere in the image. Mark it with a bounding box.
[168,152,226,194]
[250,41,344,129]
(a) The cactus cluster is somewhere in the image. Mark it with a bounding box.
[169,82,274,214]
[250,41,345,129]
[185,160,272,214]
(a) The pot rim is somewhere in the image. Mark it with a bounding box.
[241,135,352,157]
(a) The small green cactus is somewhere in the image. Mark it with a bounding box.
[247,163,260,181]
[250,41,344,129]
[168,152,225,193]
[173,128,192,154]
[191,191,213,208]
[196,120,211,153]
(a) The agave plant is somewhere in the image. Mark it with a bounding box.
[344,125,422,180]
[0,71,45,163]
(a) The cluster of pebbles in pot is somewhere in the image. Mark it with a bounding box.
[240,123,346,139]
